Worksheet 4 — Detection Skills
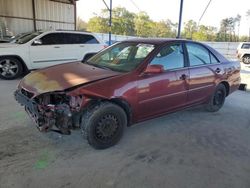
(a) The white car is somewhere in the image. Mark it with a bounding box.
[237,42,250,65]
[0,30,106,79]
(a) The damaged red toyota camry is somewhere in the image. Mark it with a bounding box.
[15,39,241,149]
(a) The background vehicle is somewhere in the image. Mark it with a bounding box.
[15,39,241,149]
[0,32,32,44]
[237,42,250,64]
[0,36,13,43]
[0,30,105,80]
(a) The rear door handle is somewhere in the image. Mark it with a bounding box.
[180,74,187,80]
[215,68,221,74]
[54,46,60,48]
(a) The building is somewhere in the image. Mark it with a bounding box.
[0,0,77,37]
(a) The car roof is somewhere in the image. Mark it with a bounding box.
[122,38,190,45]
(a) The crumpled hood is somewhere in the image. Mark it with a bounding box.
[19,62,121,96]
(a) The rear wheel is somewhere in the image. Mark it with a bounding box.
[81,102,127,149]
[0,57,23,80]
[242,55,250,64]
[205,84,226,112]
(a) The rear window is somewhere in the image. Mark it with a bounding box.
[241,43,250,49]
[64,33,99,44]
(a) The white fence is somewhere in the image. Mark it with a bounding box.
[95,33,239,61]
[204,42,239,60]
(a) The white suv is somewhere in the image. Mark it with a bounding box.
[0,30,105,79]
[237,42,250,64]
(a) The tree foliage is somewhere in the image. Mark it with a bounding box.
[84,7,249,42]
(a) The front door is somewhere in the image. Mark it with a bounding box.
[137,43,189,120]
[29,33,77,69]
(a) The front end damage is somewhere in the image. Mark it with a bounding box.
[14,89,87,134]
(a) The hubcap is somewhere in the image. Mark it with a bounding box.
[243,56,250,64]
[0,59,19,78]
[95,114,119,141]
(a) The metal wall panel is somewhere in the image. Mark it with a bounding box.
[0,0,75,36]
[35,0,74,23]
[0,17,34,35]
[36,20,74,31]
[0,0,33,18]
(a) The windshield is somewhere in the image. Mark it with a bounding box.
[15,32,42,44]
[87,42,155,72]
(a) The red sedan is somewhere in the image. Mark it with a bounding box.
[15,39,241,149]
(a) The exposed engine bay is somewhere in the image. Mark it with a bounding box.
[15,89,86,134]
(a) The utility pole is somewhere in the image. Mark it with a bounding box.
[102,0,112,45]
[177,0,184,38]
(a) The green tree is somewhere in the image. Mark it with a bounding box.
[134,12,152,37]
[87,16,109,33]
[87,7,135,35]
[184,20,198,39]
[193,25,217,41]
[76,17,87,31]
[149,21,172,37]
[247,10,250,41]
[234,14,241,41]
[111,7,135,35]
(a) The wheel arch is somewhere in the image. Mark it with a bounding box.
[109,98,132,126]
[219,81,230,96]
[81,96,133,127]
[242,53,250,57]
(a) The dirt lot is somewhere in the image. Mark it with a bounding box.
[0,77,250,188]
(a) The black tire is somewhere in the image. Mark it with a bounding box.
[205,84,226,112]
[0,57,23,80]
[242,55,250,64]
[81,102,127,149]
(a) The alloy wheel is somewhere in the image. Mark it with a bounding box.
[0,59,19,78]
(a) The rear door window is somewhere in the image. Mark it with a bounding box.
[186,43,210,66]
[210,53,219,64]
[64,33,99,44]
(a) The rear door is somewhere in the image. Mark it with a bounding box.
[185,42,222,104]
[65,33,103,61]
[137,42,189,120]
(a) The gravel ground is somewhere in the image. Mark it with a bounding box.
[0,78,250,188]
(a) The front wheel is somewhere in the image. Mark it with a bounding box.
[81,102,127,149]
[0,57,23,80]
[205,84,226,112]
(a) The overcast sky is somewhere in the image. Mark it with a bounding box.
[77,0,250,36]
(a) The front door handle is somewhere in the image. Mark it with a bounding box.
[180,74,187,80]
[54,46,60,48]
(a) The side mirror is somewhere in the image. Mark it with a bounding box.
[32,39,42,45]
[144,64,164,74]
